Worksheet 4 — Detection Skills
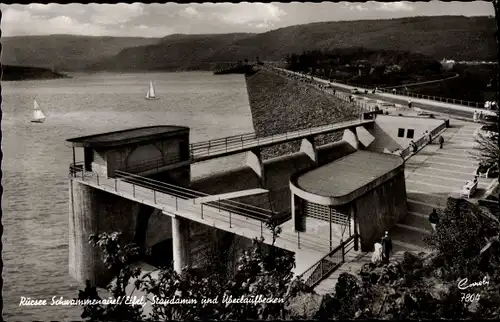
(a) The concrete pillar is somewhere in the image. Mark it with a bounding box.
[299,137,317,163]
[292,194,306,232]
[343,128,361,150]
[245,148,265,187]
[69,180,139,287]
[69,180,103,286]
[171,216,190,273]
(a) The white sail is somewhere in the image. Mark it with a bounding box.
[32,99,46,122]
[146,80,157,99]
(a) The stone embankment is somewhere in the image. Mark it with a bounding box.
[245,68,358,159]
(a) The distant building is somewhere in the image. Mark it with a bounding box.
[440,59,455,70]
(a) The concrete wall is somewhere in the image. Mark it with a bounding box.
[191,141,357,214]
[366,115,444,152]
[144,209,172,249]
[91,149,108,177]
[106,138,185,176]
[353,169,408,251]
[68,180,141,287]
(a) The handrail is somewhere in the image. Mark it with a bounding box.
[298,234,358,288]
[121,155,186,173]
[398,121,448,161]
[189,119,374,160]
[71,169,337,252]
[114,170,275,218]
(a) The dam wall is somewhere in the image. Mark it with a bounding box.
[245,68,358,159]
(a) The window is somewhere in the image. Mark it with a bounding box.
[407,129,415,139]
[397,128,405,137]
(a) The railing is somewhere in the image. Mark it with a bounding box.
[398,120,448,161]
[69,167,337,253]
[69,161,85,177]
[190,132,256,157]
[189,119,374,160]
[272,67,484,109]
[114,170,275,221]
[299,234,358,288]
[122,155,185,173]
[376,87,482,109]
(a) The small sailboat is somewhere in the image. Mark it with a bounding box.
[31,99,46,123]
[145,80,159,100]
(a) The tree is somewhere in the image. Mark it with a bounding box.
[77,219,310,321]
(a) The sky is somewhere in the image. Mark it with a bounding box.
[0,2,494,38]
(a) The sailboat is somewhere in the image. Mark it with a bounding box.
[145,80,159,100]
[31,99,46,123]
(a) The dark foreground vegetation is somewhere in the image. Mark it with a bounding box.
[77,195,500,320]
[285,48,497,103]
[2,65,69,81]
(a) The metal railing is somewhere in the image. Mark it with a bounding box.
[272,67,484,109]
[69,167,337,252]
[299,234,358,288]
[121,155,186,173]
[398,121,448,161]
[189,119,374,160]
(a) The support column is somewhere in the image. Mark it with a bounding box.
[292,194,306,232]
[299,136,318,163]
[69,180,139,287]
[351,203,359,251]
[172,216,190,273]
[342,128,361,150]
[245,148,266,187]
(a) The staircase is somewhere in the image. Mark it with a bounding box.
[390,120,495,252]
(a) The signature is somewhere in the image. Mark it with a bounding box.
[458,277,490,290]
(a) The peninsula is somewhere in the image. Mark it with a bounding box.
[2,65,69,81]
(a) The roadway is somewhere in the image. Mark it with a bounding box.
[273,67,496,120]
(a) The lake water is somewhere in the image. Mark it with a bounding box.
[1,72,254,320]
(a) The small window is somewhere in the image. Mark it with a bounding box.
[397,128,405,137]
[407,129,415,139]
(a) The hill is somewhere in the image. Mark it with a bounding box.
[2,65,68,81]
[1,35,160,71]
[2,16,495,72]
[86,33,255,71]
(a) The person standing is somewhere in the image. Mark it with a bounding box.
[438,135,444,149]
[381,231,393,262]
[426,131,432,144]
[371,242,383,264]
[409,140,417,153]
[429,209,439,232]
[408,99,412,109]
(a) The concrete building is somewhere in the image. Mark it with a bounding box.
[290,150,407,251]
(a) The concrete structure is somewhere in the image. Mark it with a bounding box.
[67,114,455,290]
[290,150,407,251]
[68,126,192,286]
[67,125,191,180]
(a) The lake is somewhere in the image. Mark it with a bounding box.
[1,72,254,320]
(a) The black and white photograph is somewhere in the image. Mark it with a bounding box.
[1,1,500,320]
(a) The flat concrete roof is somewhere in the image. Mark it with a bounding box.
[297,150,403,198]
[67,125,189,148]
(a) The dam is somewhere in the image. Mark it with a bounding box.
[67,107,455,290]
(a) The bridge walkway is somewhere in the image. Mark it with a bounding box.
[189,119,374,162]
[71,169,343,276]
